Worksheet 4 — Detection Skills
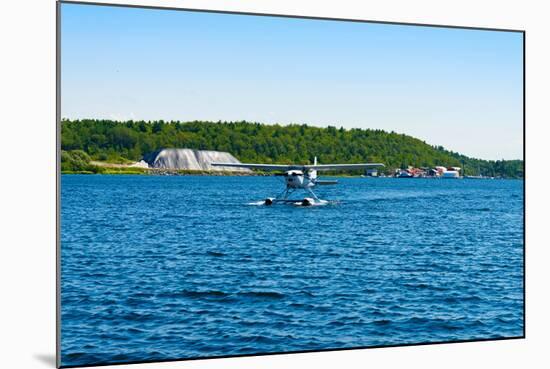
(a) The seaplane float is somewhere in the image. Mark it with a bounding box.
[211,157,384,206]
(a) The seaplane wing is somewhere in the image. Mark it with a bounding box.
[210,162,303,171]
[211,162,385,171]
[304,163,385,171]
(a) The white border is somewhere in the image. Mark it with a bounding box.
[1,1,548,369]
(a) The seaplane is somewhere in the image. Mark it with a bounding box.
[211,157,384,206]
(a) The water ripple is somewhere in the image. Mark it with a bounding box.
[60,176,524,366]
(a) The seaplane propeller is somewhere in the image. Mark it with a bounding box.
[211,157,384,206]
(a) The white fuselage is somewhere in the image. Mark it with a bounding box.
[284,169,317,188]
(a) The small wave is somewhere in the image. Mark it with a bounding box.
[406,316,431,324]
[125,327,145,334]
[183,289,228,298]
[206,250,226,257]
[121,311,155,322]
[62,352,105,366]
[288,302,315,309]
[238,291,285,299]
[238,334,275,344]
[362,288,377,294]
[163,213,186,219]
[130,292,154,298]
[474,207,491,212]
[247,201,266,206]
[64,352,97,360]
[81,272,110,278]
[126,296,154,307]
[403,316,463,332]
[442,295,483,304]
[159,289,229,299]
[496,316,515,324]
[403,283,446,291]
[373,319,392,326]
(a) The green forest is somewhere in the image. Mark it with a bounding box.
[61,119,523,178]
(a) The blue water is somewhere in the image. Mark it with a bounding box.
[60,175,524,366]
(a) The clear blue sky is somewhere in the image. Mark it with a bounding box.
[61,3,523,160]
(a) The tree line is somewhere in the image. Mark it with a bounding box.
[61,119,524,178]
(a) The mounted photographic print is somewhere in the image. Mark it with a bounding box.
[57,1,525,367]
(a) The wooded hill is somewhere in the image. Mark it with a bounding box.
[61,119,523,178]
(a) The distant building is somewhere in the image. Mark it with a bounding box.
[395,166,427,178]
[427,168,439,177]
[434,166,447,176]
[366,168,378,177]
[395,165,461,178]
[442,169,461,178]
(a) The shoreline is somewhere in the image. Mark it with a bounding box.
[62,160,522,179]
[60,171,523,180]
